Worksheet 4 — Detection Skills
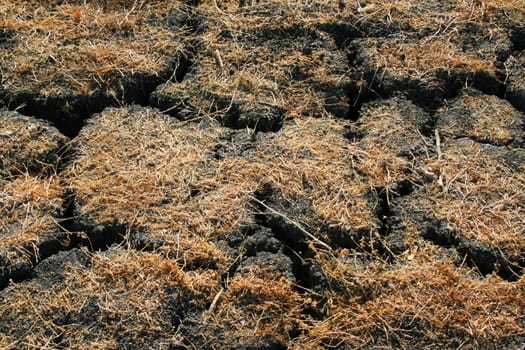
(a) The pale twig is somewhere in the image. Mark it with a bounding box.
[207,288,223,314]
[435,128,442,161]
[249,196,332,251]
[214,49,224,68]
[435,128,444,188]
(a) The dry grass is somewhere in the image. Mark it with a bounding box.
[376,38,496,76]
[1,0,524,348]
[0,247,306,348]
[352,0,525,31]
[354,95,525,264]
[0,174,64,264]
[372,135,525,265]
[58,101,525,346]
[155,3,349,122]
[294,245,525,349]
[66,106,251,236]
[353,97,432,158]
[0,248,219,348]
[348,0,524,82]
[352,33,500,86]
[0,109,68,175]
[199,0,341,30]
[0,109,67,265]
[437,89,525,144]
[430,138,525,259]
[64,106,383,250]
[203,264,306,345]
[0,0,190,97]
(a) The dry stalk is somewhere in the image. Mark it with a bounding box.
[435,128,444,188]
[249,196,332,251]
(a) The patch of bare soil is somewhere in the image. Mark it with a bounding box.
[1,0,524,349]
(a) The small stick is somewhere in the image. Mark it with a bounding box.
[435,128,442,161]
[212,0,223,13]
[214,49,224,68]
[207,288,223,314]
[435,129,444,187]
[249,196,332,251]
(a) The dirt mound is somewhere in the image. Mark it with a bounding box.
[1,0,524,349]
[0,0,192,136]
[0,110,68,288]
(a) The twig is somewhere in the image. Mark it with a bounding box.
[435,128,442,161]
[249,196,332,251]
[208,288,223,313]
[212,0,224,13]
[435,128,444,188]
[214,49,224,68]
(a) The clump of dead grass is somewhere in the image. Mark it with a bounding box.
[0,174,64,264]
[437,89,525,145]
[380,135,525,266]
[352,0,525,32]
[155,0,349,123]
[0,1,190,97]
[432,138,525,259]
[293,245,525,349]
[0,248,219,348]
[255,117,380,231]
[65,106,389,256]
[66,106,252,236]
[348,0,521,82]
[0,110,68,176]
[374,37,495,77]
[204,264,306,344]
[199,0,341,30]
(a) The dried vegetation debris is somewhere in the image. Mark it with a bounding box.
[0,0,191,96]
[343,0,525,39]
[436,88,525,146]
[0,0,524,349]
[60,101,525,346]
[0,174,66,288]
[350,96,433,157]
[339,0,524,110]
[386,134,525,278]
[0,248,215,348]
[346,33,504,110]
[293,249,525,349]
[66,106,246,242]
[429,139,524,262]
[0,109,68,288]
[0,109,69,175]
[0,0,192,135]
[0,247,303,348]
[64,105,382,256]
[151,1,350,130]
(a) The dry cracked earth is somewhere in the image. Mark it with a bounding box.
[0,0,524,349]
